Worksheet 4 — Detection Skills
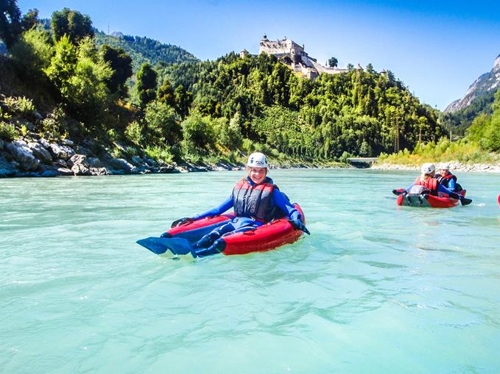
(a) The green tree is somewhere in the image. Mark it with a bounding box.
[20,8,38,31]
[174,84,192,118]
[45,36,112,127]
[327,57,338,68]
[143,100,181,146]
[136,63,157,107]
[157,79,175,107]
[10,26,53,82]
[101,44,133,98]
[214,113,243,150]
[0,0,22,48]
[467,90,500,152]
[44,35,77,89]
[181,114,214,157]
[51,8,94,44]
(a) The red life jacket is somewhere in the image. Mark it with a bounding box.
[437,173,457,186]
[231,177,276,222]
[414,176,439,195]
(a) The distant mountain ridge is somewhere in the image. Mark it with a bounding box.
[445,54,500,113]
[94,30,199,71]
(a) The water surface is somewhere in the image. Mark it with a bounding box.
[1,169,499,373]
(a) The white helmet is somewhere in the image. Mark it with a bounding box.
[440,163,450,171]
[421,163,435,175]
[247,152,268,168]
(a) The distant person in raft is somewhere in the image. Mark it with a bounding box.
[435,163,463,192]
[165,152,309,256]
[405,163,465,201]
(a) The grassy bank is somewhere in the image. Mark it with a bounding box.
[376,138,500,166]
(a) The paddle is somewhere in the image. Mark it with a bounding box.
[136,237,196,256]
[497,194,500,205]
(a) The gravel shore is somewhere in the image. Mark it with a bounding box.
[371,161,500,173]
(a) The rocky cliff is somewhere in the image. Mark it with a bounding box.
[444,54,500,113]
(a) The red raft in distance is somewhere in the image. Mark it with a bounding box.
[394,185,468,208]
[396,193,461,208]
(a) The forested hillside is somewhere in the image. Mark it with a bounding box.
[94,31,198,71]
[1,2,499,177]
[440,90,496,136]
[158,53,442,160]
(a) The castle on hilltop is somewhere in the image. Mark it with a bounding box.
[257,35,348,79]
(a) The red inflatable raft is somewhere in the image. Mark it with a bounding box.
[396,193,461,208]
[137,204,306,257]
[394,185,469,208]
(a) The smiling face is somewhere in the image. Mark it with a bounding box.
[248,167,267,184]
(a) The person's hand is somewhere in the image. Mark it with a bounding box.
[171,217,194,228]
[289,218,310,235]
[392,188,406,196]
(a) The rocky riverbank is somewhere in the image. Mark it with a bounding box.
[0,137,245,178]
[2,134,500,178]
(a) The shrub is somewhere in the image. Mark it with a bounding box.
[125,120,143,145]
[145,145,174,164]
[0,121,18,140]
[3,96,36,115]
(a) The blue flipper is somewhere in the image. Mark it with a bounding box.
[136,237,196,256]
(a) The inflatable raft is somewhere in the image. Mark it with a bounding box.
[137,204,305,257]
[394,186,469,208]
[396,192,460,208]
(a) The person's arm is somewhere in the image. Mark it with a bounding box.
[438,183,458,197]
[404,183,415,192]
[273,189,310,234]
[438,183,467,202]
[170,197,234,228]
[447,178,456,191]
[273,189,299,218]
[194,197,234,219]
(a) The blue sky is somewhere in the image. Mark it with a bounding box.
[18,0,500,110]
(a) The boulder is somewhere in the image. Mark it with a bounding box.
[68,154,91,176]
[49,143,75,160]
[0,156,17,177]
[6,140,40,171]
[107,157,138,174]
[28,142,52,163]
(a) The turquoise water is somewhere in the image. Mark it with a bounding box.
[1,169,499,373]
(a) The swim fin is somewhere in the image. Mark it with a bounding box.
[136,237,195,256]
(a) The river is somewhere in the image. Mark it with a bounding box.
[1,169,499,373]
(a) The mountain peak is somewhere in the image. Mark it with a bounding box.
[444,54,500,113]
[494,54,500,70]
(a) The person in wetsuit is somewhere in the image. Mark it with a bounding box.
[405,163,462,199]
[435,163,462,192]
[169,152,309,256]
